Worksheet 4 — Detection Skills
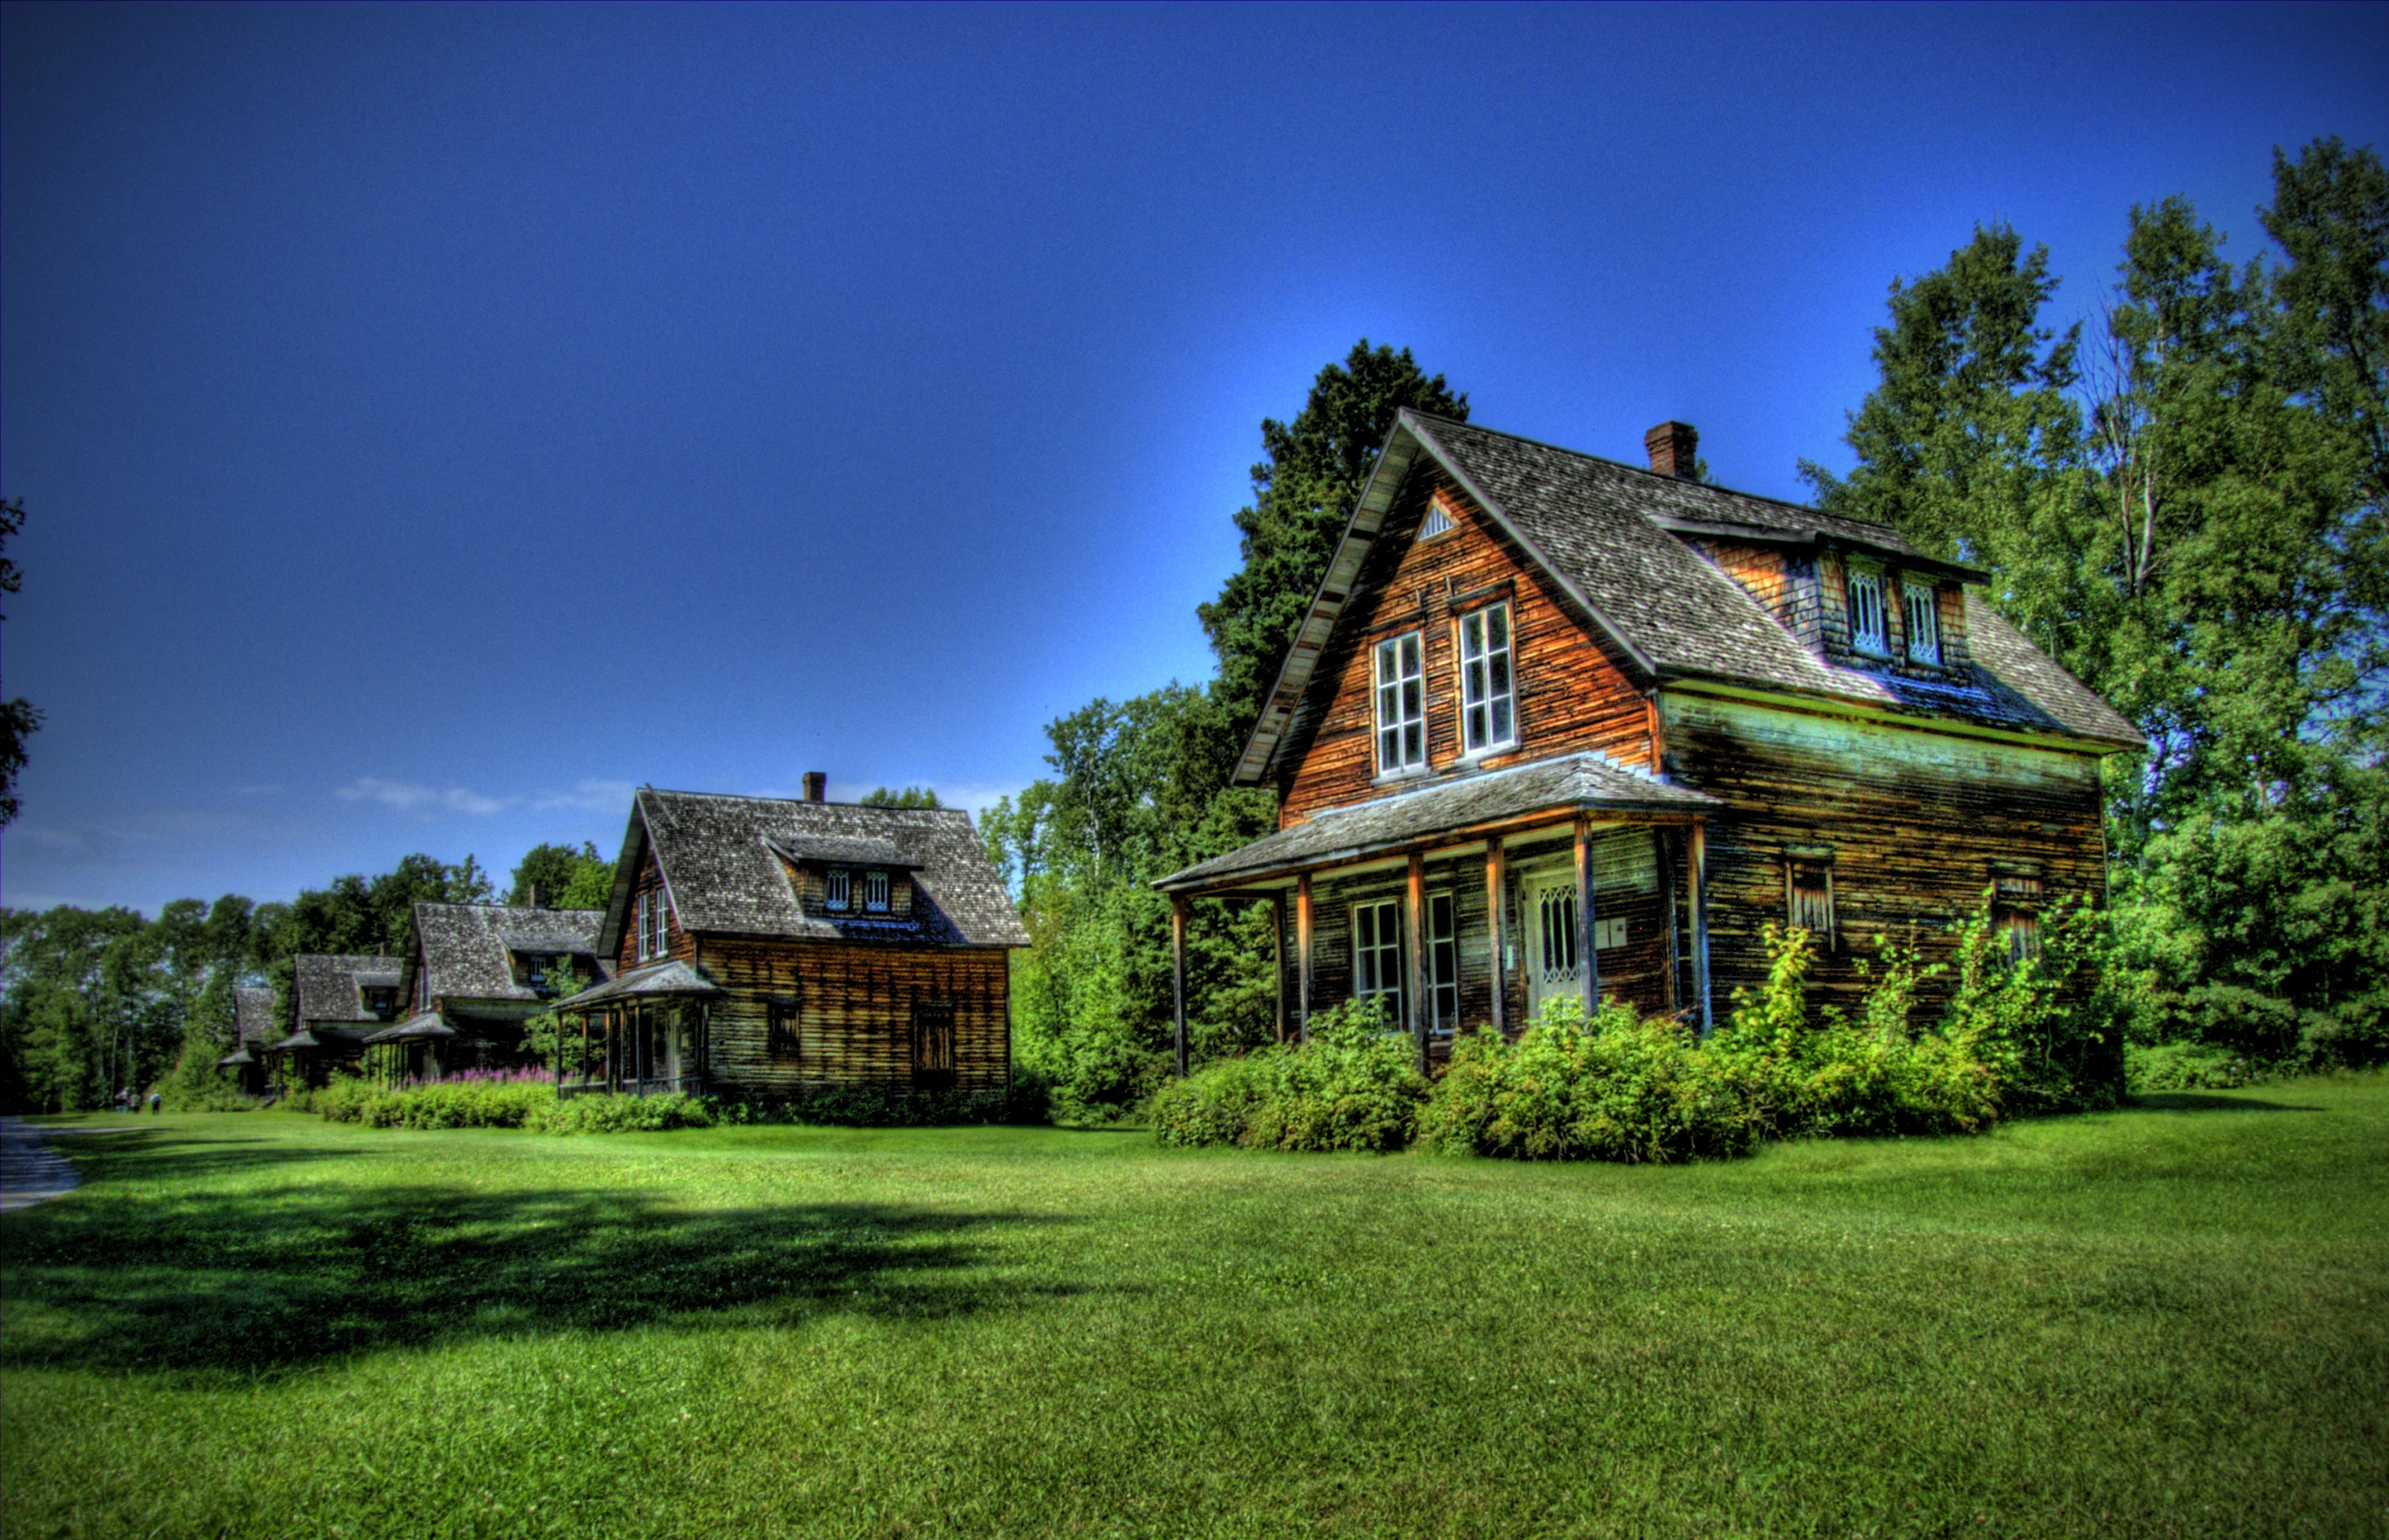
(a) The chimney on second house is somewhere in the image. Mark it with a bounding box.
[802,771,827,803]
[1644,421,1699,479]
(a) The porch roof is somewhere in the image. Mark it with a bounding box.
[1156,752,1717,893]
[216,1048,256,1067]
[266,1029,322,1052]
[363,1010,457,1045]
[555,958,725,1014]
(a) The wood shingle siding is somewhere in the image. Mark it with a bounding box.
[698,937,1009,1094]
[1280,468,1653,824]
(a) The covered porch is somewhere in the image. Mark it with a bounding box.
[551,959,723,1098]
[1156,753,1720,1075]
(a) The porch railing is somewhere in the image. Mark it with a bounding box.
[557,1074,707,1100]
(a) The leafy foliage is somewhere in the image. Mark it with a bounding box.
[507,840,613,909]
[860,785,942,807]
[0,496,40,828]
[1149,999,1429,1153]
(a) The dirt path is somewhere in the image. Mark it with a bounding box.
[0,1115,82,1212]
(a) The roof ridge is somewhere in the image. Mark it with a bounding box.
[1414,411,1895,532]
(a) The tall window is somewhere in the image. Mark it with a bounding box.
[1535,886,1579,987]
[1787,859,1834,944]
[865,870,891,911]
[768,995,801,1055]
[1427,892,1458,1035]
[1903,581,1941,666]
[1374,633,1425,773]
[1352,899,1404,1023]
[639,891,664,959]
[1846,567,1887,657]
[1458,604,1515,755]
[826,869,851,911]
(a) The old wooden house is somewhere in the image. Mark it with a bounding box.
[264,953,407,1088]
[214,985,278,1094]
[362,902,614,1081]
[554,776,1028,1098]
[1156,413,2143,1068]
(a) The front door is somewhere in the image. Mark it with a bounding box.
[1522,872,1582,1020]
[914,1000,956,1090]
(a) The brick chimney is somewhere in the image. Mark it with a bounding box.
[802,771,827,803]
[1644,421,1699,479]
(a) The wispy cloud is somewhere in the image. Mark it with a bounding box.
[531,778,637,814]
[337,777,516,816]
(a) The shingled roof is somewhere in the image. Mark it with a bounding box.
[409,902,611,1003]
[1236,411,2141,785]
[601,789,1029,952]
[294,953,406,1026]
[233,986,278,1046]
[1160,751,1719,891]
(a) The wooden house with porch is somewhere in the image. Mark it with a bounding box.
[264,954,406,1088]
[1156,413,2143,1071]
[365,902,611,1082]
[215,985,278,1095]
[553,777,1028,1098]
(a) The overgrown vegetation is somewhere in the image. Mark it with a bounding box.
[1149,999,1428,1152]
[1168,906,2114,1161]
[298,1069,714,1134]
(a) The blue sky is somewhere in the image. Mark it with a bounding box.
[4,2,2384,914]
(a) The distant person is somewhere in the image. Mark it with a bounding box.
[148,1091,162,1114]
[116,1087,131,1113]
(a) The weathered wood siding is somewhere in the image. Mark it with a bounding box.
[1663,692,2106,1016]
[695,935,1009,1096]
[1274,826,1683,1041]
[1278,467,1652,826]
[618,847,698,975]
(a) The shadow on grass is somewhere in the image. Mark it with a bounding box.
[1,1128,1075,1381]
[2130,1092,2323,1113]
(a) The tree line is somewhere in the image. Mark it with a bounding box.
[986,136,2388,1118]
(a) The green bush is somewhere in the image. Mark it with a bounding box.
[1151,999,1428,1154]
[1418,998,1754,1163]
[529,1091,712,1135]
[709,1084,1039,1127]
[2125,1039,2257,1092]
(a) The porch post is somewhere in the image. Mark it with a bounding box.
[1295,871,1314,1043]
[1406,850,1428,1073]
[1690,821,1712,1032]
[1575,816,1601,1014]
[1659,828,1681,1016]
[1484,838,1507,1036]
[1269,893,1287,1044]
[1170,892,1190,1078]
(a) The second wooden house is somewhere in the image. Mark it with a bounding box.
[554,777,1029,1098]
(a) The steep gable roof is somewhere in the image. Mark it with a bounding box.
[293,953,405,1026]
[1236,411,2142,785]
[599,788,1029,953]
[233,986,278,1046]
[409,902,611,1003]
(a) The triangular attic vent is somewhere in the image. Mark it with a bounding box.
[1419,502,1453,539]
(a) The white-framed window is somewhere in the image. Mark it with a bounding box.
[865,869,891,912]
[1457,603,1516,755]
[1903,580,1941,666]
[1373,632,1426,774]
[825,869,851,911]
[1352,898,1404,1023]
[1419,497,1455,540]
[638,890,668,960]
[1846,565,1887,657]
[1427,891,1458,1035]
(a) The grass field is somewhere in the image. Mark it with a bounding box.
[5,1080,2386,1539]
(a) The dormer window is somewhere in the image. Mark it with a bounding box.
[1458,603,1515,756]
[363,986,399,1021]
[1846,565,1887,658]
[865,870,891,911]
[1903,581,1941,666]
[826,869,851,911]
[1374,632,1425,774]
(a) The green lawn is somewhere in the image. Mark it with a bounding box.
[5,1081,2386,1539]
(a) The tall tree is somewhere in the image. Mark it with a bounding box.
[1197,341,1468,772]
[0,497,43,826]
[508,841,613,908]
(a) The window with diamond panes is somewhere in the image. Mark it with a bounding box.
[1373,632,1425,773]
[1846,567,1887,657]
[1459,603,1514,754]
[1903,581,1941,666]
